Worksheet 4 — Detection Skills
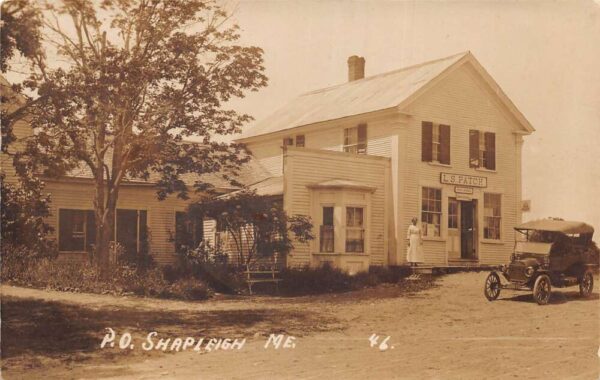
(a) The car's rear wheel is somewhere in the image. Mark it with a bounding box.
[533,274,551,305]
[484,272,501,301]
[579,269,594,298]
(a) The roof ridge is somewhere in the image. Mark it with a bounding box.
[301,51,470,96]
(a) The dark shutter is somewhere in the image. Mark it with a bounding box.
[484,132,496,170]
[439,124,451,165]
[175,211,186,253]
[469,130,479,168]
[139,210,148,254]
[193,215,203,246]
[421,121,433,162]
[59,209,71,251]
[357,124,367,154]
[86,210,96,252]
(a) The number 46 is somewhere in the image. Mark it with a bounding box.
[369,334,391,351]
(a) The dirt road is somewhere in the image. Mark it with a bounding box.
[2,272,598,379]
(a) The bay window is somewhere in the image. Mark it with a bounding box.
[320,206,334,252]
[345,207,365,253]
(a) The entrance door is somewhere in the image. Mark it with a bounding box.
[460,200,477,259]
[447,198,460,259]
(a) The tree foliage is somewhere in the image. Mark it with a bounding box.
[189,191,314,266]
[13,0,268,270]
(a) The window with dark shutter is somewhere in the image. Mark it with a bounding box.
[421,121,433,162]
[439,124,451,165]
[484,132,496,170]
[469,130,480,168]
[343,124,368,154]
[357,124,367,154]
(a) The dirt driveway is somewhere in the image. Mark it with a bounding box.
[2,272,598,379]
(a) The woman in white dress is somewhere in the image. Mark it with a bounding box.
[406,217,424,266]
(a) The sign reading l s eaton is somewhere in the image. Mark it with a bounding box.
[440,173,487,188]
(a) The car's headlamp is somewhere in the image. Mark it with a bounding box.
[525,266,535,277]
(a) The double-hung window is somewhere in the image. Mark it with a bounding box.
[345,207,365,253]
[469,130,496,170]
[320,207,335,252]
[421,121,451,165]
[421,187,442,237]
[59,209,95,252]
[343,124,367,154]
[175,212,204,253]
[283,135,306,148]
[484,193,502,240]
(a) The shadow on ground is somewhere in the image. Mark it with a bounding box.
[1,296,339,372]
[499,291,599,305]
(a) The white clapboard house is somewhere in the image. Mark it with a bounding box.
[228,51,534,273]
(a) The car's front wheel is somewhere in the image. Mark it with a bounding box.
[533,274,551,305]
[484,272,501,301]
[579,269,594,298]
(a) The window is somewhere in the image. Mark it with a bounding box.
[175,212,204,253]
[448,198,458,229]
[343,124,367,154]
[422,121,450,165]
[469,130,496,170]
[345,207,365,253]
[295,135,305,147]
[484,193,501,240]
[59,209,95,252]
[116,209,148,256]
[421,187,442,237]
[283,137,294,147]
[320,207,334,252]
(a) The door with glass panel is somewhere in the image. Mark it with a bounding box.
[447,198,460,260]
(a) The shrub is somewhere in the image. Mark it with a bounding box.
[162,277,213,300]
[176,242,244,294]
[1,244,212,301]
[279,264,411,296]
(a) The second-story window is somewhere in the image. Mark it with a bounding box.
[343,124,367,154]
[421,121,450,165]
[469,130,496,170]
[283,135,305,148]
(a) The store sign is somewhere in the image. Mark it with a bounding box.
[440,173,487,188]
[455,186,474,195]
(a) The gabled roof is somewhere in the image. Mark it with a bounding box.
[238,51,534,141]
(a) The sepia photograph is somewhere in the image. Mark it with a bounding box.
[1,0,599,379]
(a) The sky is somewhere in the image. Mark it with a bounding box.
[224,0,600,231]
[4,1,599,232]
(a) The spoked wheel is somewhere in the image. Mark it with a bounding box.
[484,272,501,301]
[579,270,594,298]
[533,274,552,305]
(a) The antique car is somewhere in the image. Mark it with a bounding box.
[484,219,599,305]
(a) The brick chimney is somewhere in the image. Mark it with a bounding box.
[347,55,365,82]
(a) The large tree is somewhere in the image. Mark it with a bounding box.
[18,0,268,273]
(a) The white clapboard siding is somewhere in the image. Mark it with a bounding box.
[44,180,197,265]
[284,148,391,268]
[399,62,524,265]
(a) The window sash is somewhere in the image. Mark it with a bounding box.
[320,225,335,253]
[343,125,367,154]
[484,193,501,239]
[421,187,442,237]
